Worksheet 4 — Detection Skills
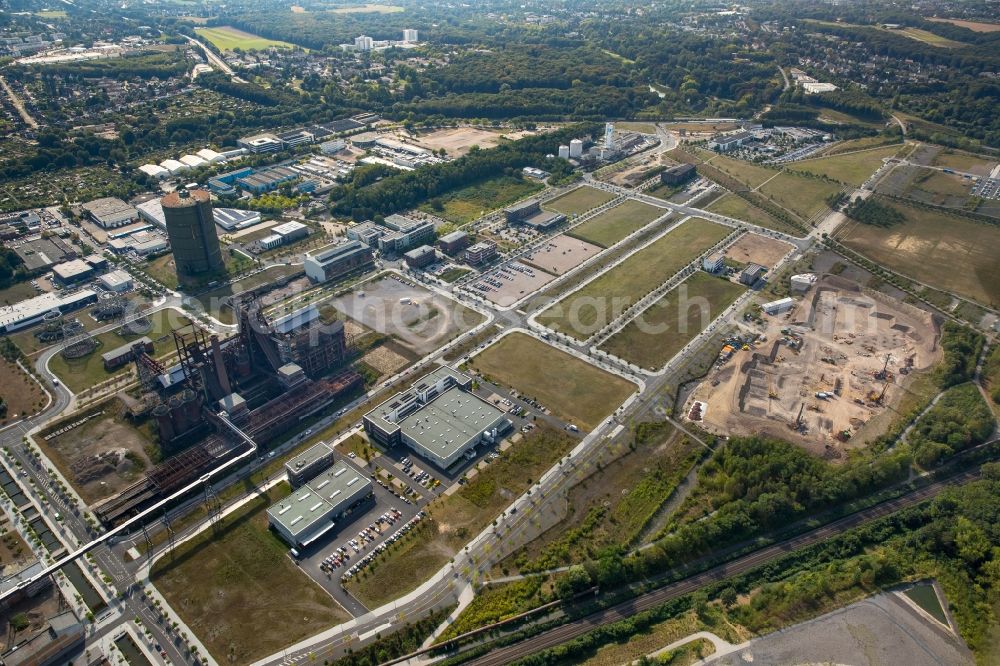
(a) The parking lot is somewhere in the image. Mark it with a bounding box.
[471,260,555,307]
[293,380,576,613]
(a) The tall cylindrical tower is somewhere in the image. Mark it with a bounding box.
[161,188,224,283]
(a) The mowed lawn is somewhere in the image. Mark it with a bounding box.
[758,172,842,221]
[469,332,635,430]
[196,26,300,51]
[600,272,746,369]
[838,199,1000,307]
[151,483,349,664]
[419,176,543,225]
[545,186,617,216]
[536,218,730,340]
[567,199,664,248]
[705,193,801,235]
[792,145,902,187]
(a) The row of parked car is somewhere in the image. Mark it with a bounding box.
[341,511,427,582]
[320,508,405,573]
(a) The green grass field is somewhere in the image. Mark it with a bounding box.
[151,482,349,664]
[599,272,746,369]
[195,26,300,51]
[48,309,190,392]
[545,186,617,216]
[615,121,658,134]
[818,137,900,157]
[419,176,543,225]
[758,172,842,221]
[837,198,1000,307]
[791,145,902,187]
[698,150,778,189]
[566,200,664,248]
[469,332,635,430]
[704,193,799,234]
[536,218,730,340]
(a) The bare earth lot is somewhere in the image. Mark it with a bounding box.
[469,332,636,431]
[329,275,484,355]
[408,127,535,157]
[723,233,794,269]
[689,275,940,457]
[522,235,603,276]
[38,408,155,504]
[0,358,46,426]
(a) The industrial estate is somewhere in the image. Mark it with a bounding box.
[0,1,997,666]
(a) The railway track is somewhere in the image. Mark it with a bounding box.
[465,468,980,666]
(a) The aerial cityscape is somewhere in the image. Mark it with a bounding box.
[0,0,997,665]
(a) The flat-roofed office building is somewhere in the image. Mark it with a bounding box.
[268,461,373,548]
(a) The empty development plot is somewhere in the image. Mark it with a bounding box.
[930,149,998,177]
[195,26,301,51]
[836,199,1000,307]
[698,150,778,189]
[469,332,636,431]
[410,127,533,157]
[545,186,617,216]
[536,218,730,340]
[705,193,800,235]
[791,145,902,187]
[0,358,46,427]
[567,199,664,248]
[522,235,603,276]
[758,172,842,222]
[328,275,484,356]
[419,176,543,224]
[600,272,745,370]
[723,233,795,269]
[151,483,349,664]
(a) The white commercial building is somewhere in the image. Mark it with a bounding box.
[762,297,795,315]
[802,82,839,94]
[196,148,225,164]
[213,208,262,231]
[81,197,138,229]
[159,159,188,175]
[136,199,166,229]
[0,289,98,333]
[267,460,373,548]
[354,35,374,51]
[403,29,418,42]
[179,154,207,169]
[790,273,818,292]
[98,269,134,293]
[138,164,169,180]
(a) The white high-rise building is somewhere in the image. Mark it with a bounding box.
[354,35,374,51]
[403,29,418,42]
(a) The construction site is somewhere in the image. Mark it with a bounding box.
[687,275,941,457]
[71,298,366,526]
